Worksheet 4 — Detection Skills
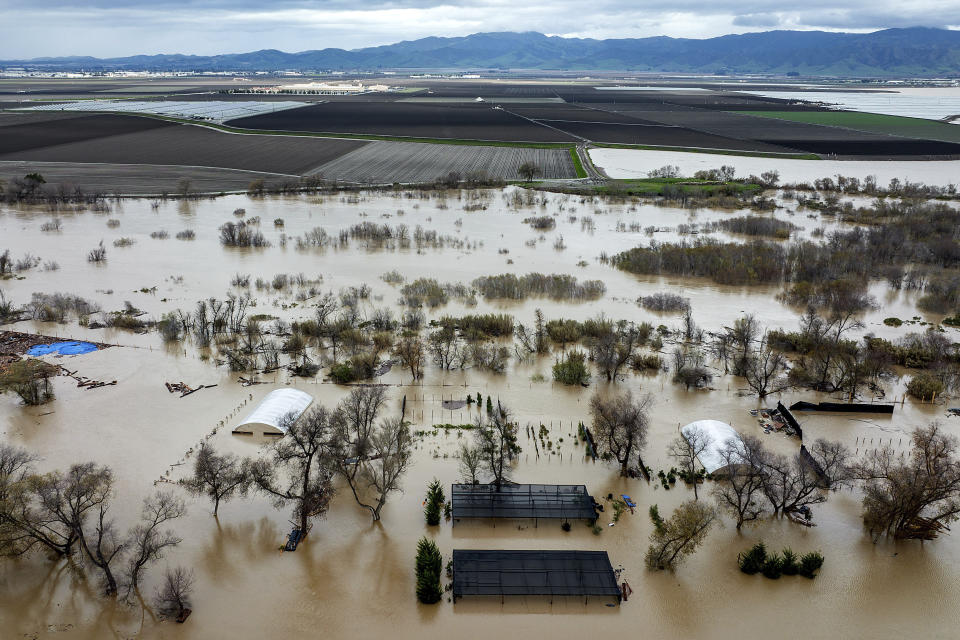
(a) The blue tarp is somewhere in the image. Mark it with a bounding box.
[26,341,98,356]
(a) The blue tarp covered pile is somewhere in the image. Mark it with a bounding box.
[26,341,98,356]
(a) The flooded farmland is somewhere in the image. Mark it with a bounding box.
[591,147,960,186]
[2,185,960,640]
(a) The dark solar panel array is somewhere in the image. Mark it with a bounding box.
[452,550,621,600]
[451,483,597,520]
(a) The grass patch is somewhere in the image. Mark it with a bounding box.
[597,178,760,196]
[592,141,819,160]
[740,110,960,145]
[569,147,588,178]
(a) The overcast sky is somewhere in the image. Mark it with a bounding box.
[2,0,958,58]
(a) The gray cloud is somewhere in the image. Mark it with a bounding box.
[0,0,957,58]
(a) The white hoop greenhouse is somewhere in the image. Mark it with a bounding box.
[681,419,743,474]
[232,389,314,436]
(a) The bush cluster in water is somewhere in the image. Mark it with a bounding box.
[739,542,824,579]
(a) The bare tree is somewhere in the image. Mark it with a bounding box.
[248,407,335,541]
[712,435,767,529]
[0,443,40,556]
[727,314,759,376]
[331,388,412,521]
[645,501,718,570]
[69,465,123,595]
[474,402,521,490]
[668,426,712,500]
[744,332,790,398]
[589,390,653,476]
[181,446,249,517]
[340,416,412,522]
[393,335,425,380]
[590,320,642,381]
[761,439,850,519]
[458,443,482,485]
[155,566,194,621]
[517,162,541,182]
[126,492,185,596]
[428,325,464,370]
[853,423,960,541]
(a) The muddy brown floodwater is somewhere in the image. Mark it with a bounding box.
[1,187,959,639]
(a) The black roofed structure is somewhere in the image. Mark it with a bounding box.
[451,483,598,525]
[452,550,621,604]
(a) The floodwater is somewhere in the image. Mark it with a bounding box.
[740,87,960,121]
[590,147,960,187]
[1,188,959,639]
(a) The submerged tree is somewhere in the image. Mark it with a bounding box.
[712,435,767,530]
[645,501,718,571]
[181,446,249,517]
[424,478,445,526]
[744,332,790,398]
[589,390,653,476]
[155,566,194,621]
[334,411,413,523]
[126,491,185,596]
[474,402,521,490]
[329,387,413,521]
[458,443,482,485]
[590,320,643,382]
[853,423,960,541]
[248,407,335,542]
[668,425,712,500]
[415,537,443,604]
[761,439,850,517]
[0,358,55,405]
[393,335,425,380]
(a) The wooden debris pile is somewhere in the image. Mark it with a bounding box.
[59,367,117,390]
[900,517,948,540]
[165,381,217,397]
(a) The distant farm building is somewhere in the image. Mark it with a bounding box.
[681,419,743,475]
[233,388,313,436]
[239,82,390,95]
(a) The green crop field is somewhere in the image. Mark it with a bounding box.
[740,111,960,145]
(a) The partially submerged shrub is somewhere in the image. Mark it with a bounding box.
[738,542,767,575]
[523,215,555,230]
[219,222,269,247]
[0,358,56,405]
[907,372,945,399]
[87,241,107,263]
[639,292,690,313]
[799,552,824,579]
[472,273,605,301]
[553,350,590,385]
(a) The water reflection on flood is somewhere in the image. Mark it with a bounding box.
[0,188,958,638]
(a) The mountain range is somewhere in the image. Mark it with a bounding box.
[5,28,960,76]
